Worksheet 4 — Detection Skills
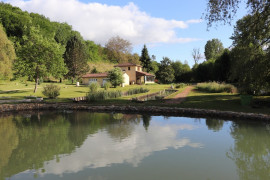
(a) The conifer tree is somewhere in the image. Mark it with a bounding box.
[139,44,152,72]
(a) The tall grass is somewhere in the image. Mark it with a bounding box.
[196,82,237,93]
[89,82,100,93]
[126,87,149,96]
[87,90,122,102]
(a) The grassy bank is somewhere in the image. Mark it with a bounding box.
[177,88,270,115]
[1,81,269,115]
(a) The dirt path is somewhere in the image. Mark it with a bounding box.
[165,86,194,104]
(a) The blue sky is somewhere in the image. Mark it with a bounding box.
[5,0,248,66]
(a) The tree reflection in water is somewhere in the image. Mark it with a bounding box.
[227,121,270,180]
[0,112,142,179]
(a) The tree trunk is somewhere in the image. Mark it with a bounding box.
[34,76,39,93]
[60,78,62,83]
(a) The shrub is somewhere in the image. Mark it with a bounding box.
[89,82,100,93]
[175,83,186,89]
[126,87,149,96]
[196,82,237,93]
[42,84,61,99]
[103,81,111,90]
[87,90,122,102]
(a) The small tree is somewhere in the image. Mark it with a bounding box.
[108,67,124,87]
[192,48,203,64]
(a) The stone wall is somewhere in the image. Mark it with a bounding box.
[0,103,270,121]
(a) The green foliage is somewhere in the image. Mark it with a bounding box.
[89,82,100,93]
[230,14,270,94]
[171,61,191,83]
[85,40,108,62]
[204,38,224,60]
[175,83,186,89]
[14,27,67,93]
[103,81,111,90]
[42,84,61,98]
[0,24,16,79]
[108,67,124,87]
[86,90,122,102]
[90,66,99,73]
[140,44,152,72]
[156,57,175,84]
[127,87,149,95]
[196,82,237,93]
[64,35,90,82]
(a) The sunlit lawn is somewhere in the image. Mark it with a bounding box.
[0,80,171,102]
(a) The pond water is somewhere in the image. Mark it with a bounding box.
[1,111,270,180]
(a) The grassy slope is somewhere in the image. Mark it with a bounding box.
[88,61,115,73]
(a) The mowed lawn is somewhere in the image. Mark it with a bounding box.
[177,88,270,115]
[0,80,171,102]
[1,81,269,115]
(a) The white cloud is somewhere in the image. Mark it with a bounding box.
[5,0,202,45]
[38,122,202,176]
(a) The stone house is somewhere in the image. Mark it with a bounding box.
[82,63,155,86]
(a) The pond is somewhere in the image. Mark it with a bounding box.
[1,111,270,180]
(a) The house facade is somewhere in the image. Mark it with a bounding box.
[82,63,155,86]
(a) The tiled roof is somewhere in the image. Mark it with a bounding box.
[114,63,142,67]
[82,73,108,78]
[136,71,155,77]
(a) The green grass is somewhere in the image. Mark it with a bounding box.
[1,81,269,115]
[177,88,270,114]
[196,82,237,93]
[0,80,170,102]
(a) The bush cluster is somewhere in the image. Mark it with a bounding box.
[89,82,100,93]
[87,90,122,102]
[42,84,61,98]
[126,87,149,96]
[196,82,237,93]
[103,82,111,90]
[175,83,186,89]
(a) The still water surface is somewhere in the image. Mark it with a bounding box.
[1,111,269,180]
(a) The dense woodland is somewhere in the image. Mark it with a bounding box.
[0,2,269,94]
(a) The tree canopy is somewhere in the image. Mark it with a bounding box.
[108,67,124,87]
[64,35,90,83]
[156,57,175,84]
[204,39,224,60]
[14,27,67,92]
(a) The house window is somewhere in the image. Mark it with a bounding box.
[128,67,131,70]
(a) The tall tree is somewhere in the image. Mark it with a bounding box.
[105,36,132,63]
[64,35,90,83]
[140,44,152,72]
[156,57,175,84]
[204,39,224,60]
[205,0,270,45]
[191,48,203,64]
[172,61,191,83]
[14,27,67,93]
[0,24,16,79]
[230,14,270,94]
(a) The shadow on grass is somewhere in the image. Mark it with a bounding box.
[0,90,29,94]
